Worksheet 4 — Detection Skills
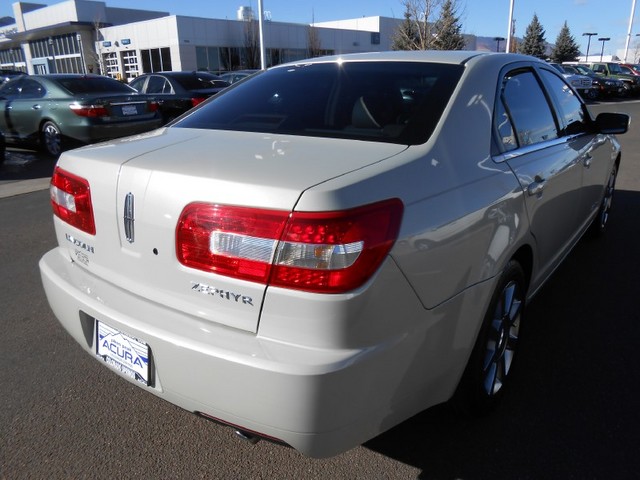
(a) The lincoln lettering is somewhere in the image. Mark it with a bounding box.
[65,233,94,254]
[191,282,254,306]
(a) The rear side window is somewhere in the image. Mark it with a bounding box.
[175,62,464,145]
[146,76,172,94]
[173,74,228,90]
[56,77,136,94]
[539,68,588,135]
[497,70,558,150]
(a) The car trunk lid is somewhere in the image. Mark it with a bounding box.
[54,127,407,333]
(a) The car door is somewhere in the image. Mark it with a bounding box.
[536,66,614,232]
[494,65,583,288]
[3,78,48,142]
[0,79,23,140]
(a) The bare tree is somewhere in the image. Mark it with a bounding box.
[242,20,260,69]
[308,25,322,58]
[391,0,443,51]
[88,16,106,75]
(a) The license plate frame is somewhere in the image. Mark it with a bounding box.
[96,320,151,386]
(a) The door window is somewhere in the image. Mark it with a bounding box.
[498,69,558,150]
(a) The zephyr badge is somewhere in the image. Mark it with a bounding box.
[124,192,135,243]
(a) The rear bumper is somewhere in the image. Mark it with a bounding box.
[65,118,162,144]
[39,246,489,457]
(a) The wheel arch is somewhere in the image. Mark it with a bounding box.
[510,244,533,293]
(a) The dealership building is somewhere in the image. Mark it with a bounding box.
[0,0,480,80]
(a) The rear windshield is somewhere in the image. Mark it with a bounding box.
[56,77,136,94]
[173,74,230,90]
[175,61,463,145]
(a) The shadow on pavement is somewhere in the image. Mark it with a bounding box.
[0,149,56,182]
[365,189,640,479]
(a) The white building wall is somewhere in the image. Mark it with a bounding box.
[314,17,382,33]
[22,1,84,29]
[16,0,167,32]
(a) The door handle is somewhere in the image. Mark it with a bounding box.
[527,176,546,197]
[32,104,42,110]
[583,154,592,168]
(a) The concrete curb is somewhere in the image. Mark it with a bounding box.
[0,178,51,199]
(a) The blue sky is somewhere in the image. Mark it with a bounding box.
[3,0,639,56]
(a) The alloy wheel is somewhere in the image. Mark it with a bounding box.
[481,278,523,396]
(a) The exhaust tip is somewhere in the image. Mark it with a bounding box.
[235,429,261,444]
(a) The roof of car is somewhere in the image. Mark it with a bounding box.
[145,71,222,78]
[270,50,546,72]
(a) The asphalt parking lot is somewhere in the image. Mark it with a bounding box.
[2,98,640,479]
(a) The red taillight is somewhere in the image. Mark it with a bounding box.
[176,199,403,293]
[69,104,109,117]
[50,167,96,235]
[191,97,206,107]
[149,101,160,112]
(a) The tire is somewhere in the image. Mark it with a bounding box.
[40,121,63,157]
[590,163,618,237]
[455,260,526,415]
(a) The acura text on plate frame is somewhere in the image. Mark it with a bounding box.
[96,321,150,386]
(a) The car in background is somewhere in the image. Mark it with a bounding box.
[1,69,25,83]
[587,62,640,96]
[129,71,230,124]
[0,74,161,157]
[618,63,640,76]
[549,63,595,99]
[217,69,260,84]
[563,64,625,98]
[40,51,628,458]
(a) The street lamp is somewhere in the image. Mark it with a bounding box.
[598,37,611,61]
[494,36,506,52]
[582,32,598,61]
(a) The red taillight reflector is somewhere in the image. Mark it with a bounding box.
[50,167,96,235]
[191,97,207,107]
[177,204,288,283]
[149,101,160,112]
[176,199,403,293]
[69,103,109,117]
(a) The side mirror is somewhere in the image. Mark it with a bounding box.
[595,112,629,135]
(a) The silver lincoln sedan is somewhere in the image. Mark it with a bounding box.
[39,51,628,458]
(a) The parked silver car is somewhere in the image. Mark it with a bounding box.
[40,51,628,458]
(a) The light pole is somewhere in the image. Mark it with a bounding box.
[505,0,515,54]
[598,37,610,61]
[76,33,86,74]
[624,0,637,62]
[582,32,598,61]
[494,37,506,52]
[48,37,56,73]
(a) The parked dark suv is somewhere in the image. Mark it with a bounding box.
[587,62,640,96]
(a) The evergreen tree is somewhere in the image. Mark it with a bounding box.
[518,14,547,59]
[550,22,580,63]
[391,7,420,50]
[432,0,466,50]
